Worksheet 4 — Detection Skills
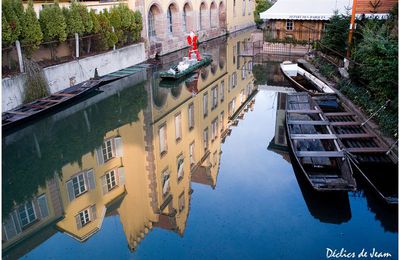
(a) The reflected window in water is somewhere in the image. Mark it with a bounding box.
[211,85,218,110]
[178,192,185,212]
[211,117,218,141]
[188,103,194,130]
[159,124,167,155]
[162,169,170,195]
[175,113,182,141]
[203,128,209,151]
[18,202,37,227]
[76,205,96,229]
[220,111,224,132]
[220,80,225,102]
[106,170,117,191]
[189,142,195,167]
[177,155,184,181]
[203,92,208,118]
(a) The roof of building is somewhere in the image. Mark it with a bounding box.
[260,0,393,21]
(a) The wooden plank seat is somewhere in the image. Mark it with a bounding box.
[51,93,74,97]
[337,133,375,139]
[288,120,330,125]
[296,151,344,157]
[325,112,355,117]
[346,147,388,153]
[5,110,31,115]
[39,98,62,103]
[286,109,321,114]
[291,134,337,140]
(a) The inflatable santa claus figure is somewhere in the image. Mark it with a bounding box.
[187,31,201,61]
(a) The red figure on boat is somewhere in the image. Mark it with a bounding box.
[187,31,201,61]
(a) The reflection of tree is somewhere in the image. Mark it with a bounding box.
[252,64,269,85]
[3,83,147,216]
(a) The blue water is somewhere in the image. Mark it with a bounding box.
[3,31,397,259]
[18,91,397,260]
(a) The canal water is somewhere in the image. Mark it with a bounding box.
[3,30,397,259]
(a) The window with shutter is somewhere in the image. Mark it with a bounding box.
[177,155,184,181]
[37,194,49,219]
[18,201,37,228]
[188,103,194,130]
[114,137,123,157]
[86,169,96,190]
[159,124,167,155]
[3,214,18,240]
[220,81,224,102]
[203,93,208,117]
[189,142,195,167]
[175,113,182,141]
[118,167,126,186]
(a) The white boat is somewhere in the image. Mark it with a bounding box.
[280,61,335,95]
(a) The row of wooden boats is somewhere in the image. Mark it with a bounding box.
[282,61,397,204]
[2,64,149,133]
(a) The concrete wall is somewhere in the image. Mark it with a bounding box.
[2,43,145,111]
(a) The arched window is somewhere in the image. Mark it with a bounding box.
[183,8,187,32]
[167,7,173,34]
[148,11,156,37]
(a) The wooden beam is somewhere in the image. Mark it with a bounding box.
[330,121,360,126]
[51,93,74,97]
[296,151,344,157]
[288,120,330,125]
[346,147,388,153]
[325,112,355,116]
[291,134,337,140]
[287,109,321,114]
[337,133,375,139]
[5,110,31,115]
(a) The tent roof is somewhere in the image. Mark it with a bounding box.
[260,0,353,20]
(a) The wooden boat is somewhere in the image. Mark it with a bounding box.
[280,61,336,96]
[285,92,356,191]
[2,65,146,132]
[159,55,212,79]
[313,95,398,204]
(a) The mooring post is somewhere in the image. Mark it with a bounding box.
[15,40,24,73]
[75,33,79,58]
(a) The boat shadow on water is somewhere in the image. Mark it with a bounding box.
[288,147,352,224]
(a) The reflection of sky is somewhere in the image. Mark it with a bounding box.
[22,90,397,260]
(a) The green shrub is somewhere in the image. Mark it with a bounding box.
[20,0,43,57]
[39,2,67,42]
[2,0,23,47]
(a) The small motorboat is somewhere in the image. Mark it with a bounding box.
[159,54,212,80]
[280,61,335,96]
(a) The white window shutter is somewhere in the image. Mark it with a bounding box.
[118,167,126,186]
[3,215,17,240]
[37,195,49,219]
[114,137,123,157]
[86,169,96,190]
[95,147,104,165]
[91,205,97,220]
[66,180,75,202]
[101,175,108,195]
[178,160,184,178]
[75,215,82,230]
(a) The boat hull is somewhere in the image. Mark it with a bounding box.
[159,56,212,79]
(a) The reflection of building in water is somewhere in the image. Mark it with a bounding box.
[2,31,258,257]
[267,92,290,163]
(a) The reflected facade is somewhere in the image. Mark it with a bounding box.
[2,31,257,258]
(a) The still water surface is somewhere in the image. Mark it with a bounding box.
[3,31,397,259]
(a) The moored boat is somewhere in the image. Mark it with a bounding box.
[159,55,212,80]
[2,65,146,133]
[280,61,335,96]
[285,92,356,191]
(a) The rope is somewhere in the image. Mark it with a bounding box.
[361,99,391,126]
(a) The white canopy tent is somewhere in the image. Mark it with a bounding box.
[260,0,353,20]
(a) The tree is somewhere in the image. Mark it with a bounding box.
[20,0,43,57]
[352,22,398,103]
[39,2,67,42]
[319,13,350,56]
[97,11,117,51]
[254,0,271,26]
[2,0,23,47]
[64,1,93,37]
[132,11,143,42]
[2,16,13,47]
[39,2,67,60]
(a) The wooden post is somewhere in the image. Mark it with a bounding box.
[75,33,79,58]
[112,26,116,51]
[15,40,24,73]
[347,0,357,58]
